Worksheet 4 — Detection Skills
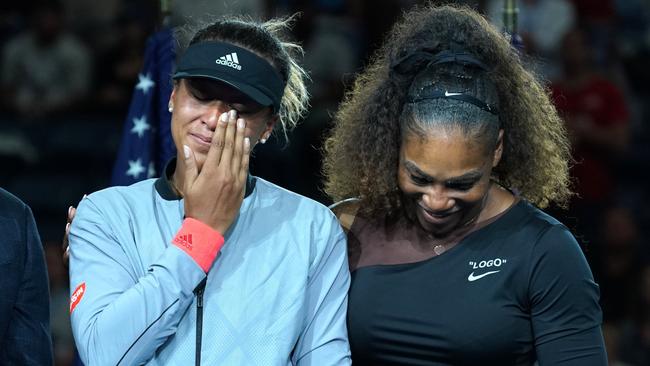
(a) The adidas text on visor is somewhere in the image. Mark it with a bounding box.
[173,41,286,112]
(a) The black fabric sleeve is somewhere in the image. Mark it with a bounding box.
[0,203,53,365]
[528,224,607,365]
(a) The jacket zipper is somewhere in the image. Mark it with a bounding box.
[195,278,207,366]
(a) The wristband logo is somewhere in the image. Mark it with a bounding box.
[70,282,86,313]
[174,233,193,251]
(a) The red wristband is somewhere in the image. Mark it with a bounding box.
[172,218,225,272]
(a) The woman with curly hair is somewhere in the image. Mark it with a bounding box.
[324,4,606,365]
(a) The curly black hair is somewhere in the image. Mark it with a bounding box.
[323,4,572,215]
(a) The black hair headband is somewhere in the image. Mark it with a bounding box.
[392,48,498,115]
[408,90,498,114]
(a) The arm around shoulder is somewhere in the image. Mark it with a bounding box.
[329,198,361,234]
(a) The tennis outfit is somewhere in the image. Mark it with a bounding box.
[347,200,607,365]
[69,161,351,365]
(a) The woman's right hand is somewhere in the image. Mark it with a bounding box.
[181,110,251,234]
[62,204,77,268]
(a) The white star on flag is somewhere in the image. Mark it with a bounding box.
[147,162,156,178]
[135,73,155,94]
[131,115,150,137]
[126,159,146,179]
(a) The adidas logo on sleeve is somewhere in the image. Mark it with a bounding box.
[216,52,242,70]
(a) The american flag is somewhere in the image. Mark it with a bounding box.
[110,27,176,186]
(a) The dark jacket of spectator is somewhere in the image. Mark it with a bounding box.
[0,188,53,365]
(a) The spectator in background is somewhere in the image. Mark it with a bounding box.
[602,322,635,366]
[593,204,642,322]
[0,2,30,48]
[59,0,121,46]
[550,28,630,240]
[614,0,650,58]
[93,10,149,115]
[569,0,616,68]
[0,188,52,365]
[570,0,615,23]
[485,0,576,79]
[618,263,650,366]
[0,0,91,120]
[614,0,650,129]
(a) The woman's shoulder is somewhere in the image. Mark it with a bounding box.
[328,198,361,233]
[502,201,581,255]
[78,179,158,217]
[253,177,335,217]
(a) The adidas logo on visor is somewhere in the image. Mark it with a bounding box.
[216,52,242,70]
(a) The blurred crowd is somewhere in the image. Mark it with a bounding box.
[1,0,649,365]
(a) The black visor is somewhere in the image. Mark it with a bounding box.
[173,41,286,112]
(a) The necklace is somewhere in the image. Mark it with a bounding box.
[427,214,478,256]
[431,189,493,255]
[433,244,447,255]
[429,235,459,256]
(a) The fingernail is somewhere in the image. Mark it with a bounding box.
[220,112,228,122]
[229,110,237,119]
[237,118,245,129]
[244,137,250,149]
[66,222,70,231]
[183,145,191,159]
[68,206,73,216]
